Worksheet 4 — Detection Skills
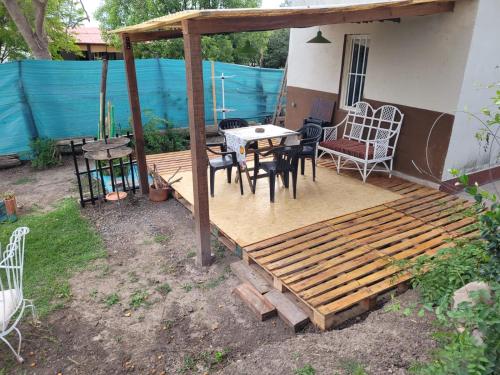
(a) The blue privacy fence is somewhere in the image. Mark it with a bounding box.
[0,59,284,155]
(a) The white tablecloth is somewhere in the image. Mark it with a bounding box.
[223,124,300,163]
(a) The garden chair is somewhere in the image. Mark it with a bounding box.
[317,101,404,182]
[218,118,249,133]
[252,144,302,203]
[207,140,244,197]
[1,227,36,363]
[296,123,323,181]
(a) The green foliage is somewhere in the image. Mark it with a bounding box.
[407,166,499,374]
[262,29,290,68]
[30,137,60,169]
[140,110,190,154]
[95,0,288,68]
[155,282,172,296]
[339,359,368,375]
[104,292,120,307]
[129,290,149,309]
[294,364,316,375]
[0,199,105,316]
[0,0,85,61]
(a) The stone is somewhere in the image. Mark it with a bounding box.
[452,281,491,309]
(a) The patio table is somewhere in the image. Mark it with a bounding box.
[222,124,300,188]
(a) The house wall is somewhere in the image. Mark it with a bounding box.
[286,0,478,181]
[441,0,500,181]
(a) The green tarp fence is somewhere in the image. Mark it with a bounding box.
[0,59,284,156]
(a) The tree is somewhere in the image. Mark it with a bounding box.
[95,0,269,65]
[262,28,289,69]
[0,0,87,61]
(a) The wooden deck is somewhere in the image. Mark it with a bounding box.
[146,151,477,330]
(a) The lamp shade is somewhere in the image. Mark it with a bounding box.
[307,30,331,44]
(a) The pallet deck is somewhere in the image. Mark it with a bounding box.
[146,151,477,330]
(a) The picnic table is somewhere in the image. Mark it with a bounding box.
[222,124,300,188]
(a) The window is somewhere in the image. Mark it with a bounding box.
[341,35,370,109]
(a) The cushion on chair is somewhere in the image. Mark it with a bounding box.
[0,289,19,327]
[319,139,374,159]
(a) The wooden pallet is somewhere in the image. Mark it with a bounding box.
[146,150,478,330]
[243,183,477,330]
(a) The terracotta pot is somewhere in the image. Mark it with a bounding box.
[149,186,168,202]
[4,196,17,215]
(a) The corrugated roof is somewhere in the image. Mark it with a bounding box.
[112,0,456,35]
[71,27,106,45]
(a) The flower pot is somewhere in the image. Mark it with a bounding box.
[4,196,17,216]
[149,186,168,202]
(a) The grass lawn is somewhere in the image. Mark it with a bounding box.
[0,199,105,317]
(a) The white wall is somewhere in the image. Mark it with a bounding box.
[287,0,477,113]
[442,0,500,180]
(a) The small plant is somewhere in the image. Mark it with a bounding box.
[295,364,315,375]
[186,250,196,258]
[129,290,149,309]
[104,293,120,307]
[30,137,60,169]
[339,359,368,375]
[154,234,170,244]
[182,283,192,292]
[13,176,36,185]
[178,354,196,373]
[156,282,172,296]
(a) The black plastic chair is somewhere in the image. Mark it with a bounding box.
[252,145,302,203]
[218,118,257,150]
[297,123,322,181]
[218,118,249,133]
[207,141,243,197]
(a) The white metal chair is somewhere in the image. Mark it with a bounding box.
[316,101,404,182]
[1,227,36,363]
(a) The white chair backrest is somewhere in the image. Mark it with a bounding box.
[371,105,404,157]
[1,227,29,331]
[344,101,374,142]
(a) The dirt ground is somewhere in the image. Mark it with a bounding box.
[0,159,438,374]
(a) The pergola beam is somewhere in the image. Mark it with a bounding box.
[186,1,454,35]
[182,20,212,267]
[122,33,149,194]
[128,29,183,42]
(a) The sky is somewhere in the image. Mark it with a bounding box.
[81,0,285,26]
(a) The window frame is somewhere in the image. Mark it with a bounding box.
[340,34,370,110]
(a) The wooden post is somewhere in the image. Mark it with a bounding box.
[182,21,212,267]
[122,33,149,195]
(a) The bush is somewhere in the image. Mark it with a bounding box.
[30,137,60,169]
[141,110,190,154]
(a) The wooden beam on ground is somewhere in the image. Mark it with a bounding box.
[186,1,455,35]
[128,29,183,42]
[182,21,212,267]
[122,33,149,194]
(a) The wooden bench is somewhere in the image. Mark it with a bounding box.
[317,101,404,182]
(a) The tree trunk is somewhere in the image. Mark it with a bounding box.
[2,0,51,60]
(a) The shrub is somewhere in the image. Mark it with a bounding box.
[141,110,189,154]
[30,137,60,169]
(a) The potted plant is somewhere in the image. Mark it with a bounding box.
[148,165,182,202]
[2,192,17,216]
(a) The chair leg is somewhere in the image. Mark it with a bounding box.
[269,172,276,203]
[226,166,232,183]
[252,164,258,194]
[300,157,305,175]
[362,163,368,183]
[337,155,341,174]
[312,156,316,181]
[209,167,216,197]
[389,159,393,178]
[1,328,24,363]
[292,168,298,199]
[237,165,244,195]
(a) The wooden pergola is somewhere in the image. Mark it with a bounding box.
[114,0,456,267]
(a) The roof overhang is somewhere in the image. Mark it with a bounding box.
[112,0,457,42]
